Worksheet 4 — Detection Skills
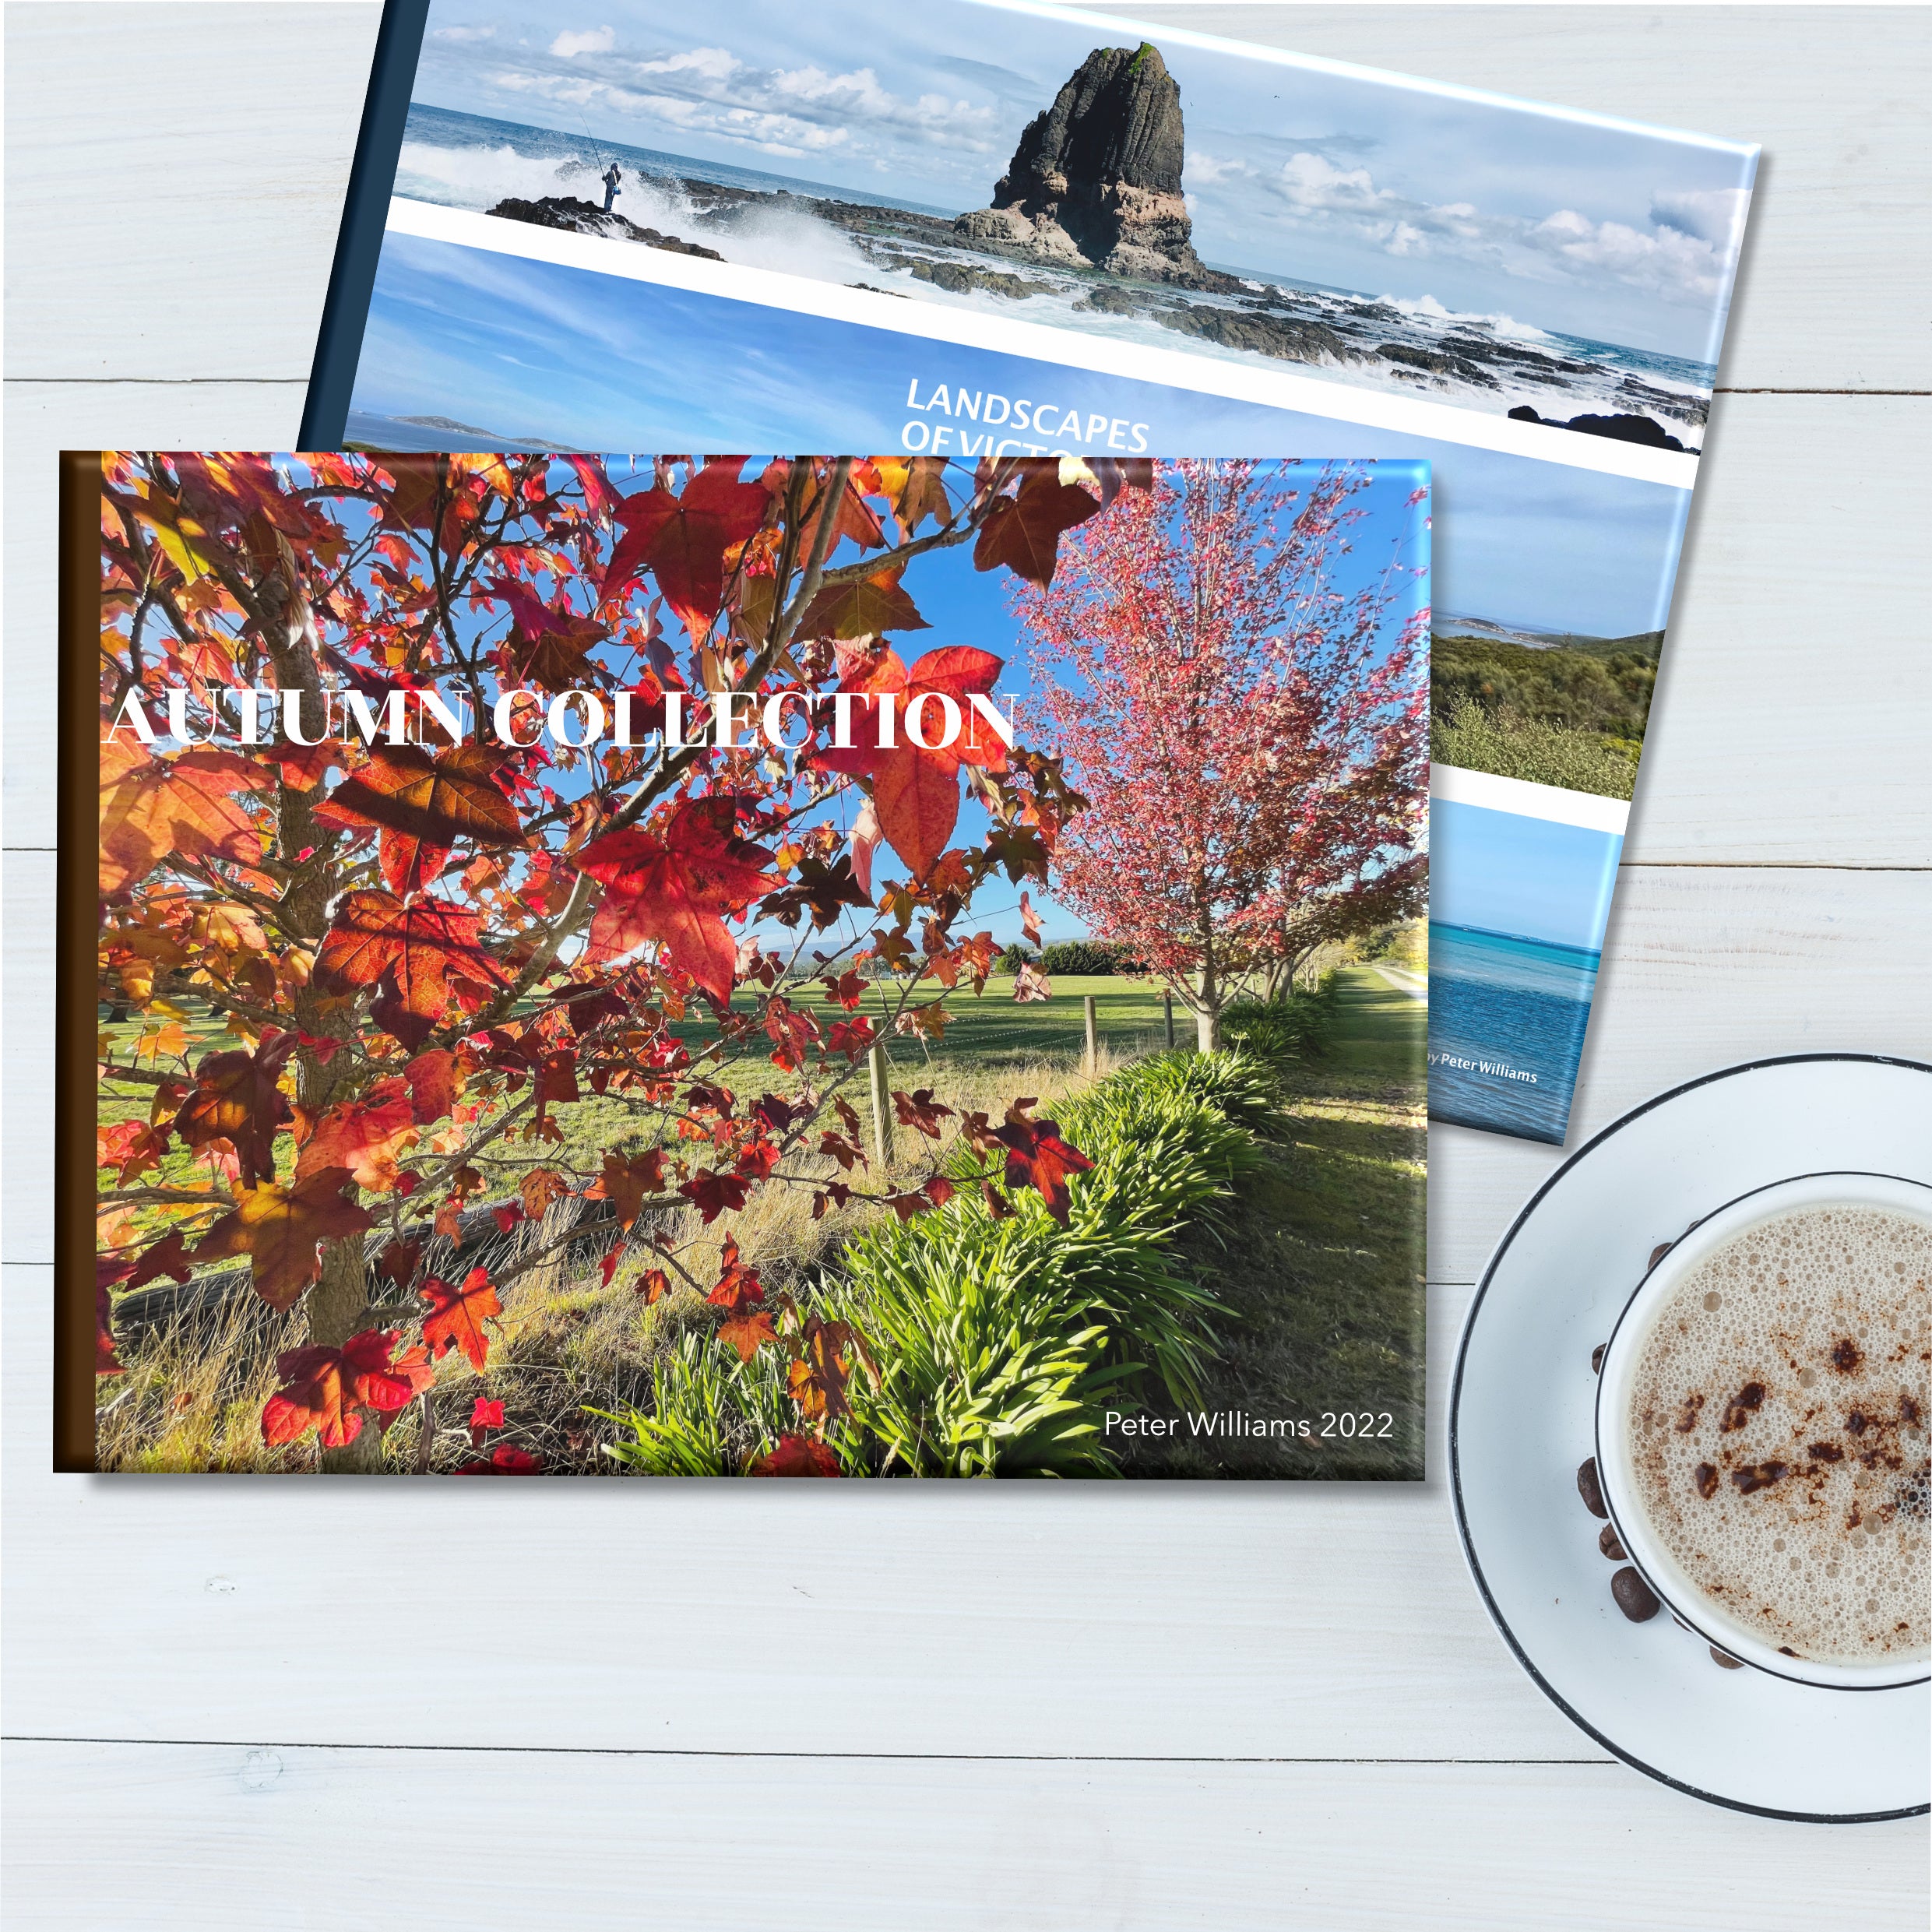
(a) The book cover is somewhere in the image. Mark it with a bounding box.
[299,0,1756,1145]
[70,449,1429,1477]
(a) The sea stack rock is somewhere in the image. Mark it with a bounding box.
[954,43,1215,283]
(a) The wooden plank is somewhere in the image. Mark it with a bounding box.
[5,1255,1604,1760]
[8,6,1928,390]
[1626,392,1932,866]
[5,866,1928,1761]
[3,3,380,380]
[2,381,311,865]
[12,848,1930,1275]
[9,385,1929,862]
[4,1741,1926,1931]
[1122,5,1932,392]
[1431,862,1932,1282]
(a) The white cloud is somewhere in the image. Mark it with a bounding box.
[1650,185,1750,251]
[632,48,740,83]
[550,26,615,59]
[1234,147,1738,306]
[431,24,495,42]
[1274,152,1388,214]
[1186,150,1254,186]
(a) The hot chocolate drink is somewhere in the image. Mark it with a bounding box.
[1624,1204,1931,1666]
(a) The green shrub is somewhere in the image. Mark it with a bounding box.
[1037,939,1143,977]
[595,1328,864,1476]
[994,942,1033,976]
[1431,698,1638,801]
[1223,979,1342,1064]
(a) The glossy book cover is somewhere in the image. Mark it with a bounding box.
[300,0,1756,1145]
[67,450,1429,1477]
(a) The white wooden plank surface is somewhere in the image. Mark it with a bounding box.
[10,382,1930,863]
[7,5,1929,389]
[5,4,1930,1923]
[7,850,1929,1763]
[1135,5,1932,394]
[5,1741,1925,1932]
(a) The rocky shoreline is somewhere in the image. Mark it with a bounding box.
[476,40,1707,445]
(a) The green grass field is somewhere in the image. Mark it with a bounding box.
[99,961,1428,1481]
[1117,965,1427,1480]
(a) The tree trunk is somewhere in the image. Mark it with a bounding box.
[1195,1003,1219,1053]
[308,1236,383,1473]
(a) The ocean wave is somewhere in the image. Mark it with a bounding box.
[1376,294,1554,345]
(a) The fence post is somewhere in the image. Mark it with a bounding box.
[1083,994,1099,1078]
[867,1041,893,1172]
[1163,991,1175,1050]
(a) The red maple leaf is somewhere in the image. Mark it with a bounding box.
[680,1167,753,1223]
[603,460,771,637]
[315,891,506,1022]
[705,1237,765,1311]
[123,1228,195,1291]
[972,472,1101,588]
[892,1087,955,1140]
[99,745,271,896]
[576,797,779,1001]
[812,646,1009,878]
[403,1047,461,1124]
[468,1395,506,1447]
[748,1434,843,1477]
[97,1117,171,1185]
[596,1146,667,1229]
[261,1327,431,1448]
[192,1167,376,1311]
[420,1265,502,1371]
[992,1099,1094,1226]
[455,1444,544,1474]
[717,1307,777,1363]
[294,1077,417,1192]
[173,1026,297,1190]
[311,744,526,896]
[487,576,612,688]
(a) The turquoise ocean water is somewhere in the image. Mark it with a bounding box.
[1427,924,1600,1144]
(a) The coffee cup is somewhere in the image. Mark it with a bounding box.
[1593,1170,1931,1691]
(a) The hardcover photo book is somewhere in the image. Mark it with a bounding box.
[301,0,1757,1144]
[70,449,1429,1477]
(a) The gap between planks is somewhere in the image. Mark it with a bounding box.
[1,1732,1610,1766]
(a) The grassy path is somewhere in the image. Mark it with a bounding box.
[1118,967,1427,1480]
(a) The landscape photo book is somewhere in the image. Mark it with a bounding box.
[300,0,1757,1145]
[64,449,1430,1478]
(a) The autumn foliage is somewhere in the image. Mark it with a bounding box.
[1015,459,1428,1046]
[95,451,1139,1470]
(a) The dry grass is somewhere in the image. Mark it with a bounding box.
[97,1046,1129,1475]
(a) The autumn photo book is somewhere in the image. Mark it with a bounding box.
[300,0,1756,1145]
[65,451,1429,1478]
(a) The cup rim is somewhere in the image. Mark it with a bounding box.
[1592,1168,1932,1691]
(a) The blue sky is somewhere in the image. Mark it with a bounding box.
[412,0,1755,360]
[352,231,1688,641]
[1429,796,1621,949]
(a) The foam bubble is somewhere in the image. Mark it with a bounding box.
[1626,1205,1931,1664]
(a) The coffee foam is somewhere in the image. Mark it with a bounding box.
[1626,1205,1931,1665]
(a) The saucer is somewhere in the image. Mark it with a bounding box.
[1449,1054,1932,1820]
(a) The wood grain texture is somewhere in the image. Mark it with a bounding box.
[3,3,381,380]
[1120,5,1932,393]
[5,1742,1926,1931]
[5,7,1930,1917]
[7,5,1928,389]
[6,854,1929,1765]
[8,388,1928,860]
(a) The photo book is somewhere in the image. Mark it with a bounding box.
[300,0,1756,1145]
[65,449,1429,1477]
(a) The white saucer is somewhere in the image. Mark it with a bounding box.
[1449,1054,1932,1821]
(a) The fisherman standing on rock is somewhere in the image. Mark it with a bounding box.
[601,163,622,213]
